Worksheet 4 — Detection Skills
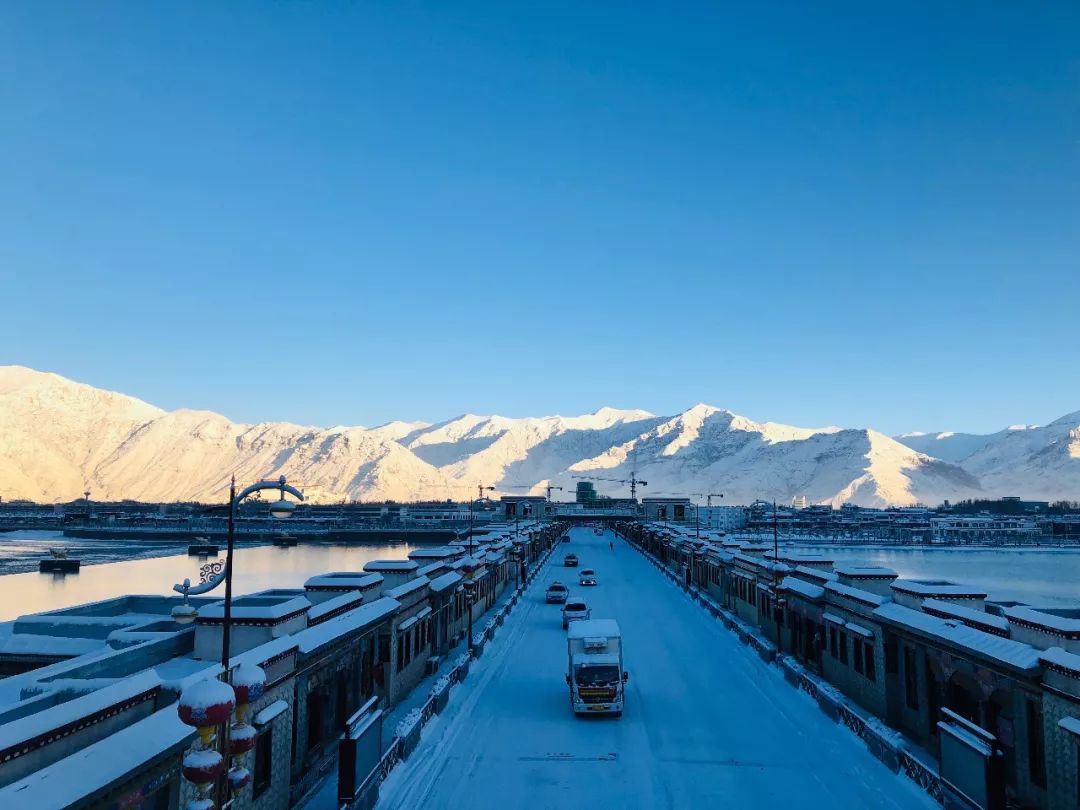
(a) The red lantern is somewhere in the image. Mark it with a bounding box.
[230,723,257,754]
[228,766,251,790]
[178,679,236,728]
[232,664,266,706]
[182,749,224,785]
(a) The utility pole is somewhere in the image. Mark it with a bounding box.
[773,499,782,653]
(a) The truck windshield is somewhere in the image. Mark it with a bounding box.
[575,665,619,686]
[566,602,586,611]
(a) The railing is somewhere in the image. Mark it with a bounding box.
[619,521,946,807]
[899,750,944,804]
[341,528,563,809]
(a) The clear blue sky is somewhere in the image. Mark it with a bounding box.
[2,2,1077,435]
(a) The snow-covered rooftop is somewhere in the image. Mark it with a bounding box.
[197,593,311,621]
[0,706,193,807]
[825,581,886,607]
[835,566,898,579]
[891,580,986,599]
[307,592,365,625]
[874,602,1041,672]
[294,597,400,654]
[304,572,383,591]
[922,599,1008,635]
[384,577,431,601]
[780,577,825,601]
[363,560,420,573]
[1005,606,1080,635]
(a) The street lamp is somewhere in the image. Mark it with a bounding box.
[172,475,302,810]
[463,564,478,656]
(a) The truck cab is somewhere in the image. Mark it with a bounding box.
[565,619,628,717]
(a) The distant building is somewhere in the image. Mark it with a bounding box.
[575,482,597,503]
[792,495,809,509]
[695,505,748,532]
[641,496,691,522]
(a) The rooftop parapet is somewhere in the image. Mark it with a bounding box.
[303,572,384,604]
[835,565,898,598]
[891,579,986,611]
[194,591,311,660]
[1006,606,1080,654]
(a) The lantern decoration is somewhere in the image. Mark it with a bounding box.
[182,748,224,785]
[227,662,266,797]
[230,722,257,755]
[177,678,236,810]
[231,663,266,720]
[228,766,252,791]
[178,678,236,744]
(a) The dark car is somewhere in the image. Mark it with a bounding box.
[564,554,579,567]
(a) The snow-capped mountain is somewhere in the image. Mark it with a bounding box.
[895,415,1080,502]
[0,365,1073,507]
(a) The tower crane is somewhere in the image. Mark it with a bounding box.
[571,472,648,500]
[502,484,564,501]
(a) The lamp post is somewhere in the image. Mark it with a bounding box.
[464,565,477,656]
[772,499,784,653]
[172,475,302,810]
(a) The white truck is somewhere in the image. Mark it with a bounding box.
[565,619,628,717]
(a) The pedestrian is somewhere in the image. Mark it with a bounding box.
[609,540,613,551]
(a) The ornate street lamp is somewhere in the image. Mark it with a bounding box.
[173,475,302,810]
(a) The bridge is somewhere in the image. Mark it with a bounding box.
[367,526,933,809]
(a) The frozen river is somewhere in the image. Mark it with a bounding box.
[789,543,1080,608]
[0,532,415,622]
[376,527,934,810]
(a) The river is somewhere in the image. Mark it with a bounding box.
[3,531,1078,624]
[791,543,1080,608]
[0,531,416,622]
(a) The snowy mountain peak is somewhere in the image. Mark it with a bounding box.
[3,366,1079,506]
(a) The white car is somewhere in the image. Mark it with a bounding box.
[562,597,591,629]
[578,568,597,587]
[545,582,569,604]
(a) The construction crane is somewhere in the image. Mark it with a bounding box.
[571,472,648,500]
[503,484,564,501]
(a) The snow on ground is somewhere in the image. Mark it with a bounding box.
[376,527,935,810]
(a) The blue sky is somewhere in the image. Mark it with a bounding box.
[2,2,1077,435]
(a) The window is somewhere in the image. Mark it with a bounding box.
[864,643,876,682]
[829,626,838,658]
[1027,698,1046,787]
[307,689,323,753]
[838,631,848,665]
[885,639,898,675]
[904,647,919,710]
[253,727,273,798]
[853,640,864,675]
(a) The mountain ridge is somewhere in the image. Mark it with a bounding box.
[1,365,1076,507]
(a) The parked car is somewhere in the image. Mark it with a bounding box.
[562,597,591,629]
[562,533,572,543]
[546,582,569,604]
[564,554,579,567]
[578,568,597,586]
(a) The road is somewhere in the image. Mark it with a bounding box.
[377,526,935,809]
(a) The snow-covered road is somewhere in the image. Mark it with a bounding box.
[377,527,934,810]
